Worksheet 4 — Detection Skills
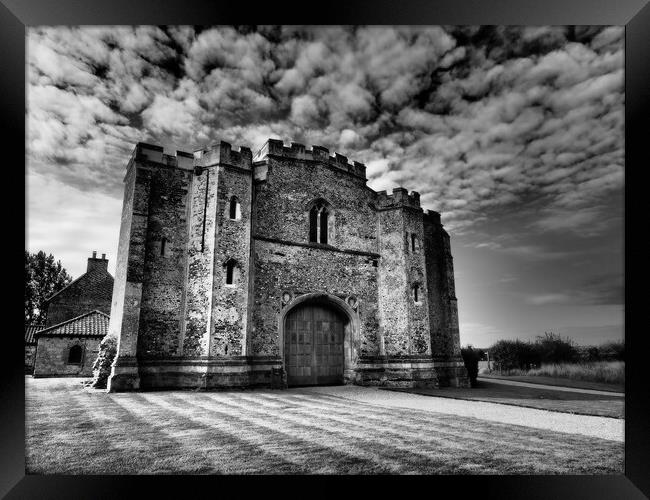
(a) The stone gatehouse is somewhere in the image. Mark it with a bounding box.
[108,139,469,391]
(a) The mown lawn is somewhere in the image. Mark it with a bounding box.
[25,377,624,475]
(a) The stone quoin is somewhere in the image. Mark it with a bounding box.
[107,139,469,391]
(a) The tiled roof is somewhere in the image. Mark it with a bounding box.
[45,269,114,303]
[35,310,110,338]
[25,323,46,344]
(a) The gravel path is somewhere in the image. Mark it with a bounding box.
[476,377,625,397]
[300,385,624,442]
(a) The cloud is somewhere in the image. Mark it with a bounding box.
[526,293,573,306]
[141,94,202,138]
[26,26,624,347]
[26,172,122,278]
[459,322,504,346]
[532,206,621,237]
[525,273,623,306]
[289,94,322,127]
[26,25,623,260]
[469,240,576,261]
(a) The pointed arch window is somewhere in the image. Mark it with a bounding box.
[68,345,82,364]
[309,201,329,244]
[229,196,241,220]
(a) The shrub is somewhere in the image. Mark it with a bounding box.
[461,346,481,387]
[489,339,540,371]
[575,341,624,362]
[91,334,117,389]
[576,345,601,362]
[535,332,578,364]
[598,341,625,362]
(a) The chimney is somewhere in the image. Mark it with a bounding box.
[87,251,109,273]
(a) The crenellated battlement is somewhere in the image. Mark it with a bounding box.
[193,141,252,170]
[131,142,194,170]
[130,141,253,172]
[374,187,422,210]
[254,139,367,179]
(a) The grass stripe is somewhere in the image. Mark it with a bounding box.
[211,393,534,474]
[251,392,562,454]
[231,391,621,474]
[143,392,394,474]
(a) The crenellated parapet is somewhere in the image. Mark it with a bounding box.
[129,141,254,173]
[374,187,422,210]
[130,142,194,170]
[193,141,252,170]
[254,139,367,179]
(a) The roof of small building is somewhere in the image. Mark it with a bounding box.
[34,310,110,338]
[25,323,46,344]
[44,269,114,304]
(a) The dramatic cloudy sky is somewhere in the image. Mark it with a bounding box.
[26,25,624,347]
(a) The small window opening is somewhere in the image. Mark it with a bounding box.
[411,233,417,253]
[160,238,167,256]
[229,196,241,220]
[413,284,420,303]
[225,260,240,285]
[68,345,82,364]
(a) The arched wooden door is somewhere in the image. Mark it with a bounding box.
[284,302,345,386]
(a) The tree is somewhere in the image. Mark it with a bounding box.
[25,250,73,323]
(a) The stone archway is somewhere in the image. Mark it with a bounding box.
[279,293,358,387]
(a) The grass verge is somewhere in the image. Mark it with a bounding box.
[489,361,624,385]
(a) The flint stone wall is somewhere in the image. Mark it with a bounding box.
[108,140,469,390]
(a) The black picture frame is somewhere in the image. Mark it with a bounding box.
[3,1,648,497]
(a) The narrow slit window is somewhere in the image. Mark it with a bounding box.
[411,233,417,253]
[226,261,235,284]
[309,206,318,242]
[160,237,166,256]
[68,345,82,364]
[413,284,419,302]
[229,196,241,220]
[320,208,328,245]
